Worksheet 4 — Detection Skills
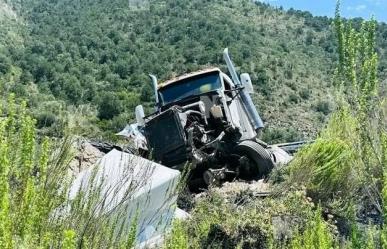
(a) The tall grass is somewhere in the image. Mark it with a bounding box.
[289,206,336,249]
[289,1,386,217]
[0,94,73,248]
[288,108,364,208]
[0,93,179,248]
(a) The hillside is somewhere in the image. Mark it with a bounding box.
[1,0,387,141]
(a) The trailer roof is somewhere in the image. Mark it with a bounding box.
[158,67,221,89]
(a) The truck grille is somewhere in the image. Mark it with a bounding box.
[144,108,188,166]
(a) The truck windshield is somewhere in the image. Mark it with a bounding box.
[159,72,221,105]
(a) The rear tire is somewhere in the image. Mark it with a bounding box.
[234,140,274,178]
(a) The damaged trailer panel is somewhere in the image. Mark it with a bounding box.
[69,149,186,247]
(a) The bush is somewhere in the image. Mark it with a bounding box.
[288,112,362,204]
[35,112,57,128]
[288,8,387,227]
[0,54,11,75]
[289,206,336,249]
[314,100,331,115]
[164,188,321,249]
[262,127,302,144]
[0,95,72,248]
[299,88,311,100]
[140,84,153,102]
[288,93,299,104]
[97,92,123,120]
[285,68,293,80]
[256,68,269,87]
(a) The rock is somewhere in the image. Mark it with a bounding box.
[194,180,271,206]
[69,139,105,175]
[272,215,299,241]
[212,180,270,197]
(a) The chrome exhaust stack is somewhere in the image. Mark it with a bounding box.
[149,74,160,112]
[223,48,264,132]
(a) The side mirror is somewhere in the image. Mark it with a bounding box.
[135,105,145,126]
[240,73,254,94]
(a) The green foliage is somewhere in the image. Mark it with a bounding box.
[289,108,362,205]
[0,94,70,248]
[62,230,77,249]
[314,100,331,115]
[292,0,385,208]
[299,88,311,100]
[288,2,387,244]
[5,0,387,138]
[0,54,11,75]
[289,207,336,249]
[164,220,188,249]
[288,93,299,104]
[35,111,57,128]
[164,189,317,249]
[262,127,303,144]
[123,212,138,249]
[97,92,123,120]
[292,138,354,195]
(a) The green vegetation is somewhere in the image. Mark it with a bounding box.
[0,94,73,248]
[1,0,386,141]
[165,189,316,248]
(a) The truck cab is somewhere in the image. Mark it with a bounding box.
[157,68,257,141]
[124,49,276,188]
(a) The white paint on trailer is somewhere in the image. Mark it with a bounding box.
[69,149,183,247]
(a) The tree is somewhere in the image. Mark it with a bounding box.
[114,59,130,79]
[305,31,314,45]
[0,55,11,75]
[97,92,123,120]
[140,83,153,102]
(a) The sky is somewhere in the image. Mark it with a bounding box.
[260,0,387,22]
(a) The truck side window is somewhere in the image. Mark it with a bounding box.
[223,77,233,98]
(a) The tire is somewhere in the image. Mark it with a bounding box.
[234,140,274,178]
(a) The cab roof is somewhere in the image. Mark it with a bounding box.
[158,67,222,89]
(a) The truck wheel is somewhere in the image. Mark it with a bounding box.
[234,140,274,179]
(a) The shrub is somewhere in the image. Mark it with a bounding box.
[262,127,302,144]
[0,95,72,248]
[164,188,320,249]
[140,83,153,102]
[314,100,331,115]
[36,112,57,128]
[164,220,188,249]
[288,93,299,104]
[288,110,363,204]
[285,68,293,80]
[0,54,11,75]
[289,206,336,249]
[97,92,123,120]
[299,88,311,100]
